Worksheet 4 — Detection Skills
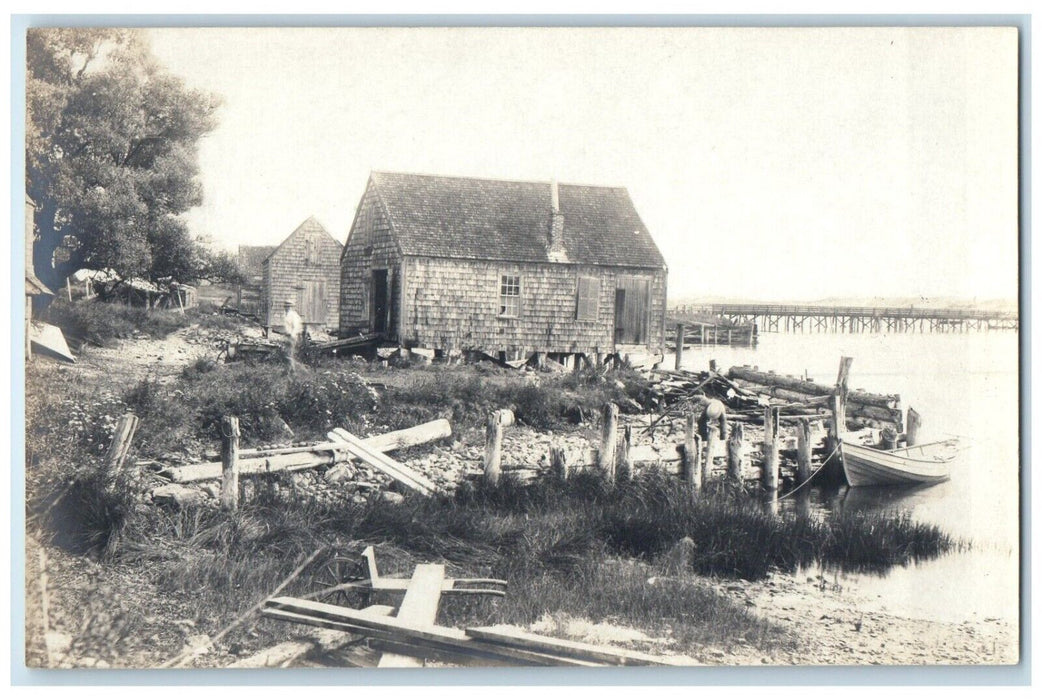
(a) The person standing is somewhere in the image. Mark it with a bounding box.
[283,299,303,370]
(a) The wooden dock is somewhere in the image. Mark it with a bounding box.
[671,303,1017,334]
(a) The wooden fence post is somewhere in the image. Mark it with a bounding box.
[906,406,922,447]
[674,324,685,371]
[484,411,505,487]
[221,416,241,511]
[762,406,780,492]
[104,413,139,474]
[705,416,722,482]
[796,418,812,484]
[826,392,845,471]
[682,413,702,493]
[618,425,633,482]
[599,403,619,483]
[550,445,569,481]
[727,422,744,482]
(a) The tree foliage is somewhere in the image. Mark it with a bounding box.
[26,29,222,290]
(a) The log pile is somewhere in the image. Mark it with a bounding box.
[640,363,904,434]
[727,366,903,432]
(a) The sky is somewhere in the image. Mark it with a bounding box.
[146,26,1019,303]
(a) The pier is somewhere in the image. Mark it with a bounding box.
[671,303,1017,333]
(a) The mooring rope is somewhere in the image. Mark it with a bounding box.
[774,442,841,502]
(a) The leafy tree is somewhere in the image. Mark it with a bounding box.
[26,29,220,291]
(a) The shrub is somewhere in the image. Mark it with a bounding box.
[44,298,191,347]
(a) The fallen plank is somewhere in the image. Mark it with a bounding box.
[378,563,446,668]
[227,629,362,669]
[327,428,439,496]
[262,607,599,667]
[465,625,678,666]
[161,420,450,483]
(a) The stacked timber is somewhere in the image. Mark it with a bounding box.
[726,366,902,432]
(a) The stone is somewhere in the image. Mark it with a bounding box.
[324,465,352,484]
[380,491,405,506]
[152,484,206,508]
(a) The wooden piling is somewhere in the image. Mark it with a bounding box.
[618,425,633,482]
[599,403,619,482]
[796,418,812,484]
[762,406,780,492]
[674,324,684,370]
[906,406,922,446]
[220,416,241,511]
[706,415,721,480]
[104,413,139,473]
[484,411,505,487]
[550,445,569,481]
[727,422,744,482]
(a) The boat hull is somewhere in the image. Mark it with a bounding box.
[842,442,952,487]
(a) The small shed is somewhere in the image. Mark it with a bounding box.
[236,244,277,316]
[339,172,668,362]
[262,217,344,332]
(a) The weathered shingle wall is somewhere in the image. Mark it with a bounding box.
[399,256,666,355]
[339,182,402,337]
[263,218,343,330]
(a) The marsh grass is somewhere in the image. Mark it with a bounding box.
[36,467,958,660]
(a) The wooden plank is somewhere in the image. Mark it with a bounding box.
[260,605,596,667]
[378,563,445,668]
[162,420,451,483]
[465,625,677,666]
[328,428,439,496]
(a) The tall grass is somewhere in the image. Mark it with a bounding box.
[36,469,957,660]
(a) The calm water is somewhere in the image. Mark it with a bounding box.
[674,330,1020,625]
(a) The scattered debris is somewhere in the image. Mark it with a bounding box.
[262,547,675,668]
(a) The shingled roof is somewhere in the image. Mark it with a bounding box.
[262,217,342,264]
[370,172,665,268]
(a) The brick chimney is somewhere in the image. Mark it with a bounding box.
[547,179,568,262]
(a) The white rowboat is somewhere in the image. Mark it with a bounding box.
[841,439,958,487]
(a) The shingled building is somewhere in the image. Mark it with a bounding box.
[339,172,667,362]
[262,217,343,333]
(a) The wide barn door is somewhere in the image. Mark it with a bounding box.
[297,280,327,325]
[614,277,649,345]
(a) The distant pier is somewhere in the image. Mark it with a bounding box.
[671,303,1018,333]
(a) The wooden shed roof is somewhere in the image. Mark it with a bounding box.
[370,171,666,269]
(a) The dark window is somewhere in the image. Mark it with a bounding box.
[499,274,521,317]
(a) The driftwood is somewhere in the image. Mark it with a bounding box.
[726,379,902,424]
[160,420,451,483]
[104,414,139,472]
[727,366,899,409]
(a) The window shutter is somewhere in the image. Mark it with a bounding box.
[576,276,600,321]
